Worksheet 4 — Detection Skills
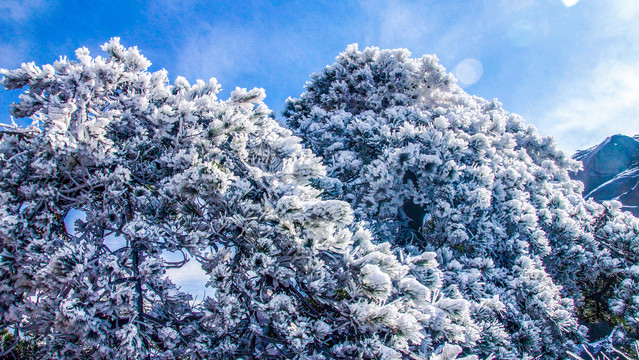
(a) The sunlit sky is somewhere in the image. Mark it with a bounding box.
[1,0,638,154]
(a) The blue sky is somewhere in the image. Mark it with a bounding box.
[1,0,638,153]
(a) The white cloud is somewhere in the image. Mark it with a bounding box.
[507,19,538,47]
[534,0,639,153]
[354,0,492,69]
[358,0,432,48]
[498,0,536,13]
[355,0,551,63]
[0,0,48,22]
[175,23,259,88]
[0,0,45,70]
[589,0,639,41]
[607,0,639,22]
[540,60,639,152]
[166,257,209,301]
[0,41,27,69]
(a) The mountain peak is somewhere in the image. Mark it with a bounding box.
[573,134,639,215]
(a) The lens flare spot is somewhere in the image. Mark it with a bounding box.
[455,58,483,87]
[562,0,579,7]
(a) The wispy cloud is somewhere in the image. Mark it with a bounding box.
[0,41,29,124]
[498,0,537,13]
[0,41,26,69]
[169,15,333,110]
[538,0,639,152]
[358,0,434,48]
[166,258,209,300]
[175,23,259,88]
[355,0,555,66]
[606,0,639,22]
[0,0,49,22]
[0,0,50,67]
[541,60,639,152]
[355,0,482,62]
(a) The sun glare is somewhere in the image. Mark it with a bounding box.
[561,0,579,7]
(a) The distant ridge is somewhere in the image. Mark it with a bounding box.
[572,134,639,216]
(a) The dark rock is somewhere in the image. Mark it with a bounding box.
[572,134,639,216]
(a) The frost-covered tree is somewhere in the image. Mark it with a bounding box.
[285,45,639,358]
[0,39,480,359]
